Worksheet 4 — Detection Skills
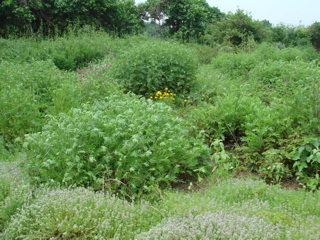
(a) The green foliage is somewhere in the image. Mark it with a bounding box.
[187,43,219,64]
[271,24,311,47]
[210,139,238,171]
[2,187,165,239]
[138,0,168,24]
[212,43,320,79]
[48,32,113,71]
[159,178,320,239]
[0,84,41,148]
[48,62,120,115]
[0,183,33,233]
[194,44,320,184]
[211,52,258,78]
[309,22,320,51]
[165,0,222,41]
[0,61,64,145]
[112,40,199,96]
[24,94,210,200]
[292,137,320,190]
[0,0,143,37]
[0,29,114,64]
[52,39,105,71]
[206,9,266,46]
[0,160,33,233]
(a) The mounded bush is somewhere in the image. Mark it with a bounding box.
[24,94,211,200]
[112,41,199,96]
[249,60,319,86]
[52,41,105,71]
[211,52,257,78]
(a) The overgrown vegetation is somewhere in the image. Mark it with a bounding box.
[1,0,320,238]
[112,40,199,96]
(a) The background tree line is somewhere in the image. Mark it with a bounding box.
[0,0,143,37]
[0,0,319,50]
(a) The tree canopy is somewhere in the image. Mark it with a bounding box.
[0,0,143,37]
[0,0,319,51]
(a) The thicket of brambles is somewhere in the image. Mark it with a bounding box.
[1,0,320,239]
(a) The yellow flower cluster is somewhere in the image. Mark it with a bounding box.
[150,88,176,100]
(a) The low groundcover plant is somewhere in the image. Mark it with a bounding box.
[2,187,165,239]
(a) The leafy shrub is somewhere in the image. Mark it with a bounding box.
[248,60,320,130]
[112,40,199,96]
[211,52,257,78]
[0,38,48,63]
[0,61,64,145]
[48,62,120,115]
[0,84,41,147]
[212,44,319,79]
[0,60,64,107]
[249,60,319,86]
[292,137,320,190]
[2,188,164,239]
[186,92,265,146]
[309,22,320,51]
[188,43,218,64]
[52,39,105,71]
[24,94,211,200]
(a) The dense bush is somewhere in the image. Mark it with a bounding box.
[112,40,199,96]
[48,62,120,115]
[188,43,219,64]
[211,52,258,78]
[292,137,320,190]
[212,43,320,79]
[0,61,64,146]
[309,22,320,51]
[52,37,106,71]
[192,44,320,185]
[24,94,211,200]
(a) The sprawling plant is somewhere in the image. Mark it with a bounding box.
[24,94,210,200]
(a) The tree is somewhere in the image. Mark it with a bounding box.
[137,0,168,25]
[0,0,143,37]
[205,9,267,45]
[271,24,311,47]
[164,0,222,41]
[309,22,320,50]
